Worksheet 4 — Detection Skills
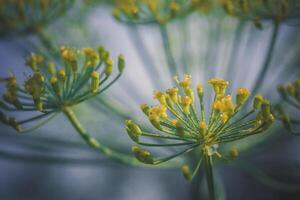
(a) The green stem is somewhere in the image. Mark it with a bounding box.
[63,106,142,166]
[159,25,178,77]
[204,154,215,200]
[37,29,59,58]
[127,25,162,88]
[251,21,280,95]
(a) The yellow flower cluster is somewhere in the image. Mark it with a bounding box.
[0,46,125,133]
[125,74,274,180]
[113,0,196,24]
[0,0,74,36]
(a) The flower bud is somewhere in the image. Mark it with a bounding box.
[199,121,207,137]
[236,88,250,105]
[153,91,166,106]
[253,95,264,110]
[149,115,161,130]
[118,54,125,73]
[166,87,178,103]
[196,84,203,98]
[181,164,192,181]
[105,59,113,77]
[125,120,141,142]
[229,147,239,158]
[180,96,192,114]
[132,146,154,164]
[58,68,66,81]
[172,120,185,137]
[140,104,150,116]
[50,76,60,95]
[47,62,56,76]
[90,71,100,93]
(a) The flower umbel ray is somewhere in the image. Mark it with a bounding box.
[112,0,196,25]
[0,46,125,133]
[276,77,300,135]
[125,75,274,181]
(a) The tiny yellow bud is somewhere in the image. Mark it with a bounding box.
[199,121,207,136]
[140,104,150,116]
[99,47,108,61]
[166,87,179,103]
[47,62,56,76]
[229,147,239,158]
[90,71,100,93]
[50,76,60,95]
[105,59,113,76]
[184,87,194,103]
[82,47,99,67]
[236,88,250,105]
[180,96,192,114]
[208,78,228,95]
[179,74,192,88]
[253,95,264,110]
[196,84,204,97]
[181,164,192,181]
[153,90,166,105]
[125,120,142,142]
[132,146,154,164]
[172,119,185,137]
[118,54,125,73]
[58,68,66,81]
[25,53,44,71]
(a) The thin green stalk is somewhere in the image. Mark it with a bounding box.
[127,25,162,88]
[251,21,280,95]
[159,25,178,77]
[204,154,215,200]
[63,106,142,166]
[225,21,245,91]
[63,106,180,167]
[36,29,59,58]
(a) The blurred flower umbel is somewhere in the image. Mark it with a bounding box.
[125,75,274,198]
[1,46,123,131]
[0,46,141,165]
[221,0,294,28]
[112,0,196,25]
[275,77,300,135]
[0,0,74,36]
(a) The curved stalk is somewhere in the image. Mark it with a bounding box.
[159,25,179,77]
[63,106,143,166]
[63,106,181,168]
[251,21,280,95]
[36,29,60,58]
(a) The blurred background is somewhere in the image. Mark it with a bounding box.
[0,1,300,199]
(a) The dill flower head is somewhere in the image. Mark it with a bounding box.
[125,75,274,180]
[220,0,295,27]
[112,0,196,25]
[0,0,74,36]
[275,77,300,135]
[0,46,125,133]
